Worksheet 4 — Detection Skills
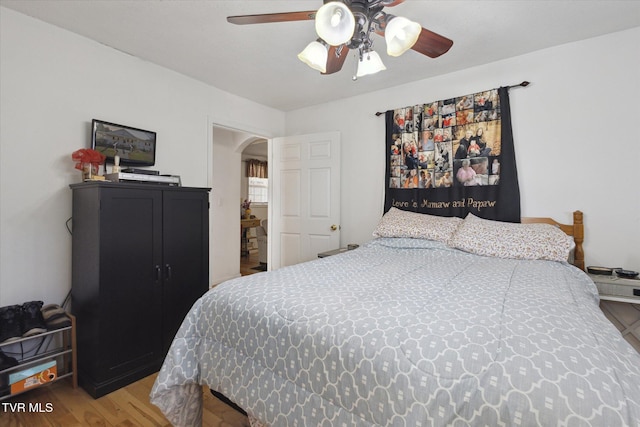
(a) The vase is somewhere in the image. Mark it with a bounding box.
[243,208,252,219]
[82,163,98,181]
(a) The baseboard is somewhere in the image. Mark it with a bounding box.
[210,273,242,288]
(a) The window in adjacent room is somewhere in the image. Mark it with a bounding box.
[246,158,268,205]
[248,177,268,204]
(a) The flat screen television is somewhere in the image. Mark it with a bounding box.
[91,119,156,167]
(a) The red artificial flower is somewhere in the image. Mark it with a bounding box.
[71,148,106,171]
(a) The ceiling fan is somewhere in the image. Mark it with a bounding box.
[227,0,453,79]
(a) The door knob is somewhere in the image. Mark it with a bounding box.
[330,224,339,231]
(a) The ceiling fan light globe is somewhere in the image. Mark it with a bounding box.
[356,50,386,77]
[385,16,421,56]
[315,1,355,46]
[298,41,328,73]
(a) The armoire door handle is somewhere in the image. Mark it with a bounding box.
[155,265,161,282]
[165,264,172,280]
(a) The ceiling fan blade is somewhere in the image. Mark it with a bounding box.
[227,11,316,25]
[411,27,453,58]
[323,45,350,75]
[383,0,406,6]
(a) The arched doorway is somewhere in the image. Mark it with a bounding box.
[240,139,268,275]
[209,125,270,285]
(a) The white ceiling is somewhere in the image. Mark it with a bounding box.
[2,1,639,112]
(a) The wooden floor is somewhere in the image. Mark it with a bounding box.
[1,373,250,427]
[240,250,263,277]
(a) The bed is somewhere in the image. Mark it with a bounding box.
[150,210,640,426]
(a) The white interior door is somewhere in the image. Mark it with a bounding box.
[270,132,341,269]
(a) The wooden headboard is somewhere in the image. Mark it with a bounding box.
[521,210,584,271]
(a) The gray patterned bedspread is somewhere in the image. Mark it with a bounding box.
[151,238,640,426]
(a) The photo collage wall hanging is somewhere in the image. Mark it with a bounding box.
[389,89,502,190]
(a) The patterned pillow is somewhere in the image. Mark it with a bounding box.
[448,213,574,262]
[372,208,463,243]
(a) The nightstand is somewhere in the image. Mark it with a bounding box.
[318,248,348,258]
[589,274,640,353]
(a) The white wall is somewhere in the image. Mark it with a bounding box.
[2,7,639,309]
[285,27,640,270]
[0,8,284,306]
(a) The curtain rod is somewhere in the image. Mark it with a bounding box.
[374,81,531,116]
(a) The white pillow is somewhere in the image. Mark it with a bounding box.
[373,208,463,243]
[448,213,574,262]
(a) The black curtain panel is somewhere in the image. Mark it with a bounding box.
[384,87,520,222]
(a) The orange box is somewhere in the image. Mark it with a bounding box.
[10,361,57,394]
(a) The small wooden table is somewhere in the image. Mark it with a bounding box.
[241,218,261,257]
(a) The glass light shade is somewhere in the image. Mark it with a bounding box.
[385,16,422,57]
[356,50,386,77]
[298,41,328,73]
[315,1,355,46]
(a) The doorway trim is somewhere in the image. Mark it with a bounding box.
[209,121,273,284]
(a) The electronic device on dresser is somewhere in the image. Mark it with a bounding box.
[105,172,181,186]
[121,168,159,175]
